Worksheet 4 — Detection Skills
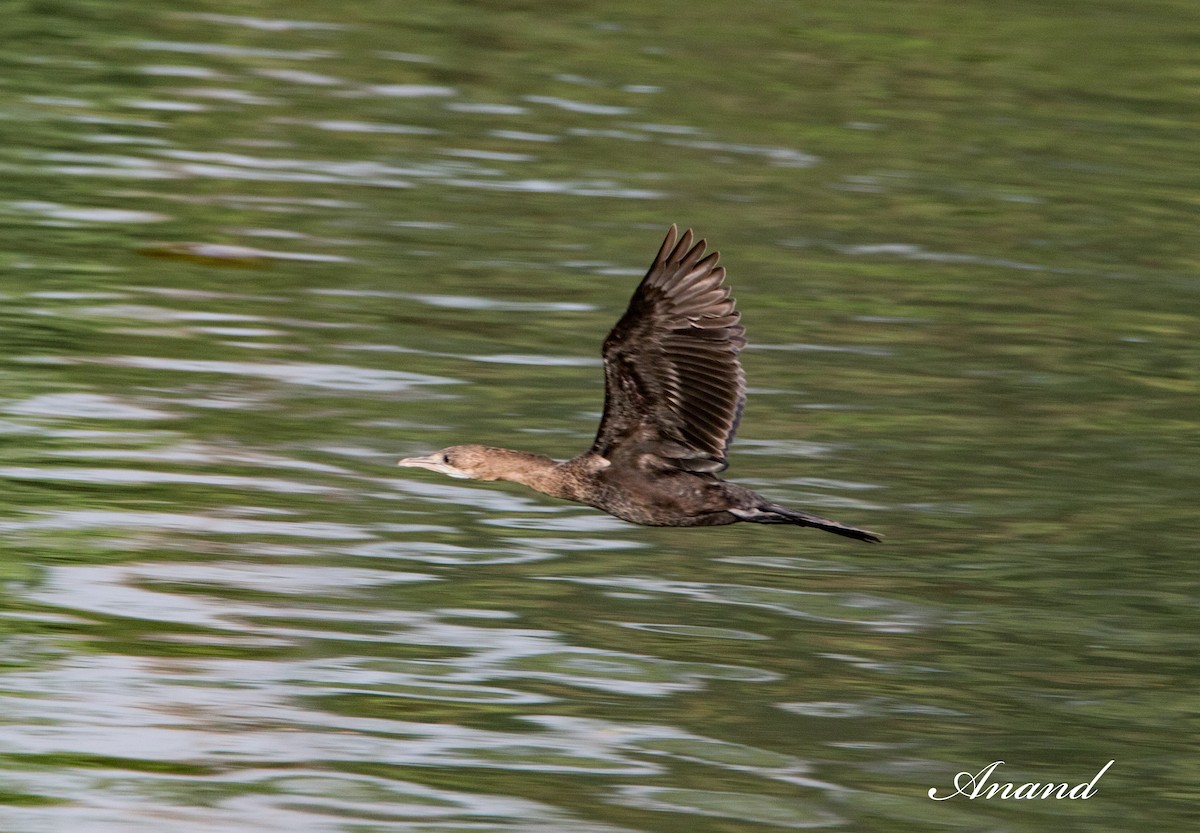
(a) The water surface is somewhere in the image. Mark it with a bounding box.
[2,2,1197,831]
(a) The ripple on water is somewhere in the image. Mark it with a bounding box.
[0,763,700,833]
[357,84,456,98]
[290,117,439,134]
[490,647,778,696]
[664,138,820,168]
[381,478,565,514]
[612,786,842,829]
[128,39,334,60]
[0,466,341,495]
[448,101,529,115]
[138,64,224,78]
[142,242,355,263]
[483,515,631,532]
[350,540,560,566]
[833,241,1060,273]
[48,440,353,475]
[779,699,966,720]
[121,99,209,112]
[735,483,888,512]
[80,303,267,322]
[3,392,173,421]
[90,356,460,392]
[488,129,559,142]
[529,715,834,786]
[464,353,601,366]
[546,576,935,634]
[24,560,435,633]
[445,177,664,199]
[302,662,554,707]
[34,149,437,188]
[406,292,594,312]
[310,288,595,312]
[617,622,769,640]
[749,341,894,357]
[7,200,169,224]
[0,654,665,775]
[143,561,435,596]
[1,510,374,539]
[717,555,856,572]
[180,12,347,32]
[734,438,841,457]
[522,95,635,115]
[254,68,344,85]
[346,648,775,700]
[442,148,535,162]
[353,533,639,565]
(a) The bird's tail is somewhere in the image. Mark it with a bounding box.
[738,504,881,543]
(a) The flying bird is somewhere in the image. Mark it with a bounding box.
[399,226,880,542]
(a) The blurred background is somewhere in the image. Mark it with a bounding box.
[1,1,1197,831]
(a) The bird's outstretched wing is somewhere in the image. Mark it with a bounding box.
[590,225,747,472]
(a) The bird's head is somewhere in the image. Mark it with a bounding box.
[397,444,508,481]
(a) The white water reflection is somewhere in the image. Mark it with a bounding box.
[663,138,819,167]
[121,98,210,112]
[149,242,355,263]
[5,555,806,820]
[4,393,173,421]
[291,117,439,134]
[23,562,432,628]
[463,353,600,366]
[523,95,635,116]
[530,715,836,787]
[0,786,635,833]
[1,768,639,833]
[0,655,665,775]
[139,64,224,78]
[255,68,344,86]
[734,438,841,457]
[546,576,935,633]
[1,510,375,539]
[407,292,593,312]
[617,622,768,640]
[612,786,842,829]
[128,39,334,60]
[33,150,426,187]
[97,356,459,392]
[750,341,894,357]
[22,557,782,700]
[351,539,564,566]
[449,101,528,115]
[445,177,664,198]
[7,200,169,224]
[181,13,348,32]
[0,466,342,495]
[380,477,577,514]
[357,84,456,98]
[49,440,353,475]
[830,240,1066,273]
[312,288,594,312]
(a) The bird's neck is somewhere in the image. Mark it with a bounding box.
[478,448,577,501]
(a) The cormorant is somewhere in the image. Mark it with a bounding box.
[399,225,880,542]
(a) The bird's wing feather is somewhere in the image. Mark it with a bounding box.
[590,225,746,472]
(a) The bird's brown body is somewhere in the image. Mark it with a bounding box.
[399,226,880,543]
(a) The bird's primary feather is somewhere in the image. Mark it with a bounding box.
[590,225,746,473]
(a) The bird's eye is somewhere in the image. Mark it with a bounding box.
[440,453,450,464]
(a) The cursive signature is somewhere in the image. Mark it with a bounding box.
[928,760,1114,800]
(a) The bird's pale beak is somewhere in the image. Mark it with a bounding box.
[397,453,469,479]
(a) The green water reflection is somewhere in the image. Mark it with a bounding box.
[2,1,1197,831]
